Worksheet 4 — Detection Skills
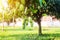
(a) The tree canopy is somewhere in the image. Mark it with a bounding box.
[45,0,60,18]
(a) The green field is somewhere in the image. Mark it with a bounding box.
[0,26,60,40]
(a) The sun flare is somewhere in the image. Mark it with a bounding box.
[0,0,8,12]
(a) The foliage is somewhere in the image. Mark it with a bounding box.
[0,13,2,22]
[45,0,60,18]
[0,0,26,23]
[25,0,47,35]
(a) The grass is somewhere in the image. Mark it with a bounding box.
[0,26,60,40]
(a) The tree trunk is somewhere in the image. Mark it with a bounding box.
[23,19,27,29]
[23,22,26,29]
[2,12,4,31]
[13,17,15,27]
[38,19,42,35]
[2,23,4,31]
[23,21,25,29]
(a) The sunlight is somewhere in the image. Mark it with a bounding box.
[0,0,8,12]
[2,0,8,8]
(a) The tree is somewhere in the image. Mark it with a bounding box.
[25,0,47,35]
[8,0,30,29]
[7,0,25,22]
[25,0,60,35]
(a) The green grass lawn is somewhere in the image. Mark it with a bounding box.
[0,26,60,40]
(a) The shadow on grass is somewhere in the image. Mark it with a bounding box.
[0,33,60,40]
[40,33,60,37]
[34,33,60,40]
[0,34,38,40]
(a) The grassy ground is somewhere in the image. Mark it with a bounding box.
[0,26,60,40]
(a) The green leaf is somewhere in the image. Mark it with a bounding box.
[19,4,24,11]
[21,0,25,5]
[39,0,43,7]
[33,10,38,13]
